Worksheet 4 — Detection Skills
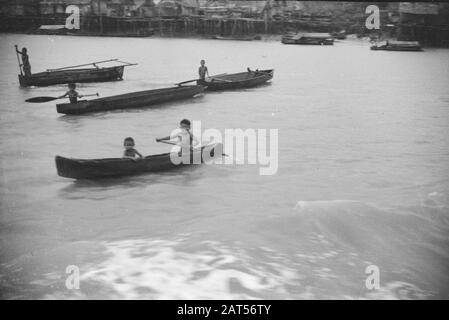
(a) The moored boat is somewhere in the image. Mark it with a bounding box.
[282,33,334,45]
[19,66,125,87]
[211,35,261,41]
[17,59,136,87]
[56,85,204,115]
[370,40,422,51]
[33,25,69,35]
[198,69,274,91]
[55,143,223,179]
[331,30,347,40]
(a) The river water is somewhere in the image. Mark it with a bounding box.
[0,34,448,299]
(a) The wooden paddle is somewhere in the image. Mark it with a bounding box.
[175,73,227,86]
[14,45,23,76]
[25,93,99,103]
[157,140,178,146]
[157,139,228,157]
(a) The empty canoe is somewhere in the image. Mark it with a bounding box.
[199,69,274,91]
[56,85,205,115]
[55,143,223,179]
[282,33,334,45]
[18,66,125,87]
[370,41,422,51]
[211,35,261,41]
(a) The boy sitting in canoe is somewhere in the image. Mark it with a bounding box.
[156,119,199,152]
[198,60,209,82]
[58,83,83,103]
[123,137,143,160]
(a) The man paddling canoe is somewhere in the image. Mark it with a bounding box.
[156,119,199,152]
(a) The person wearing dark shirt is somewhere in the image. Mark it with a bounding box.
[15,45,31,76]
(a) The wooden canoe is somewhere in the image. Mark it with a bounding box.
[56,85,205,115]
[18,65,125,87]
[370,41,422,52]
[211,35,261,41]
[55,143,223,179]
[198,69,274,91]
[282,33,334,45]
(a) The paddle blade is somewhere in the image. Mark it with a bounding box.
[25,96,58,103]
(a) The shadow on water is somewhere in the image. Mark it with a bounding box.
[57,164,208,199]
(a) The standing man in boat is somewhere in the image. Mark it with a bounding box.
[15,45,31,76]
[198,60,209,84]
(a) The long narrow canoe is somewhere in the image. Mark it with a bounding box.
[282,33,334,45]
[211,35,261,41]
[56,85,205,115]
[19,66,125,87]
[199,69,274,91]
[370,41,422,51]
[55,143,223,179]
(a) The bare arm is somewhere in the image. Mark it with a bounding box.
[156,136,171,142]
[135,150,143,158]
[58,91,68,99]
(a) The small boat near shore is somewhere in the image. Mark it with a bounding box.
[56,85,204,115]
[331,30,347,40]
[18,59,136,87]
[55,143,223,179]
[198,69,274,91]
[370,40,423,51]
[211,35,261,41]
[282,33,334,45]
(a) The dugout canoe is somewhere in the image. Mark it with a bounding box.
[56,85,205,115]
[282,33,334,45]
[18,65,126,87]
[211,35,261,41]
[55,143,223,179]
[198,69,274,91]
[370,40,422,52]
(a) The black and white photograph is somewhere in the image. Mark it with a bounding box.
[0,0,448,304]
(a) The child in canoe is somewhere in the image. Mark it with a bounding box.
[58,83,84,103]
[123,137,143,160]
[156,119,199,152]
[198,60,209,83]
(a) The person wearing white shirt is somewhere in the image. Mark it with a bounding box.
[156,119,199,153]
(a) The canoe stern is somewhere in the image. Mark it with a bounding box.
[204,69,274,91]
